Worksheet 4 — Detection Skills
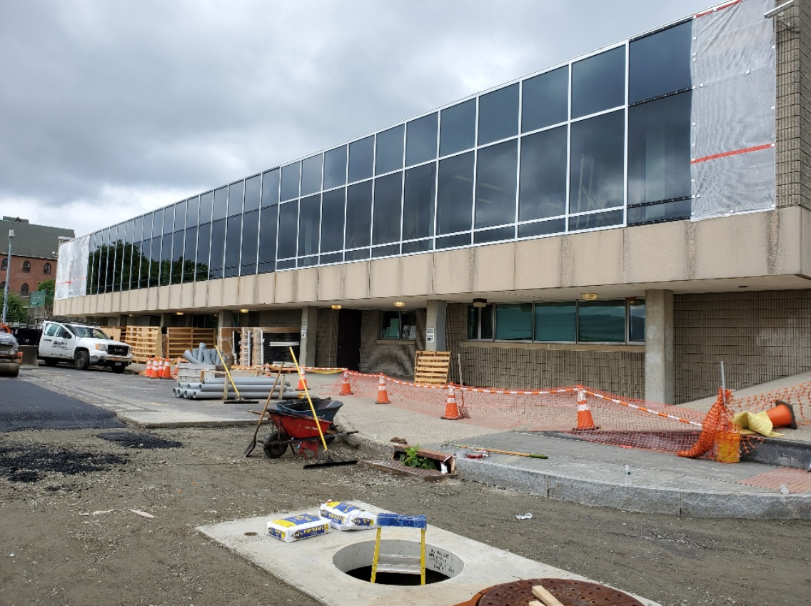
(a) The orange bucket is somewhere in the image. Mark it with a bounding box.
[712,432,741,463]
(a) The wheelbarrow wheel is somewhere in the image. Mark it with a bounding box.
[262,428,288,459]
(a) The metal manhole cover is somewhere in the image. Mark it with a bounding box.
[478,578,644,606]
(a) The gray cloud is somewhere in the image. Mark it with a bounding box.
[0,0,713,236]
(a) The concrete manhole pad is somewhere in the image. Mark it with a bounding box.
[197,502,660,606]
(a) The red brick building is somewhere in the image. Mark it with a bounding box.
[0,217,74,301]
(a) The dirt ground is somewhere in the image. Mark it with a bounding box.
[1,426,809,606]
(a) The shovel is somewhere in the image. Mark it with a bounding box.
[214,345,259,405]
[243,365,285,457]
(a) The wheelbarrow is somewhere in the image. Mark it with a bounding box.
[261,408,357,462]
[276,397,343,422]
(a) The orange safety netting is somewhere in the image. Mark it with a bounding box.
[328,371,811,459]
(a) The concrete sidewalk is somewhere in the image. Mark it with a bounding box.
[21,364,811,519]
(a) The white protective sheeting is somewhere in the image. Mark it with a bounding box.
[691,0,776,220]
[55,235,89,300]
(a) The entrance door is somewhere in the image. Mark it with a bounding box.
[336,309,362,371]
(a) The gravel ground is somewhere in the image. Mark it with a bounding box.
[1,426,810,606]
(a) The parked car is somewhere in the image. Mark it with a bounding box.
[38,321,133,372]
[0,330,21,377]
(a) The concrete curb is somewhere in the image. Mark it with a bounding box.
[452,457,811,520]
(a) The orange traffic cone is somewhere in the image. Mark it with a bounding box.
[441,386,461,420]
[375,375,390,404]
[573,387,599,431]
[766,400,797,429]
[162,358,173,379]
[145,358,153,378]
[339,371,353,396]
[152,359,163,379]
[297,367,308,390]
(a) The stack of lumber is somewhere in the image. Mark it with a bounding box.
[166,327,216,360]
[124,327,163,363]
[414,350,451,385]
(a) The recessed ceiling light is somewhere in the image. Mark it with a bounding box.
[582,293,598,301]
[394,301,406,307]
[240,308,250,313]
[331,304,342,310]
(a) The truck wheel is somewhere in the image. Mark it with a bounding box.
[0,362,19,378]
[74,350,90,370]
[110,364,126,374]
[43,358,59,367]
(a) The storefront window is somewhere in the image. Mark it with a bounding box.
[495,304,533,341]
[381,311,417,340]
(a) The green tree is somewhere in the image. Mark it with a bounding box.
[0,291,29,323]
[37,278,56,316]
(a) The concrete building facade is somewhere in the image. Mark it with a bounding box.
[55,0,810,404]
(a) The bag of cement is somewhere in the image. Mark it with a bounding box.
[319,501,377,531]
[266,513,330,543]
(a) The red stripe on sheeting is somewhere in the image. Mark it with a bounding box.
[690,143,774,165]
[695,0,743,18]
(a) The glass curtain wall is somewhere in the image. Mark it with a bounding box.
[85,21,692,293]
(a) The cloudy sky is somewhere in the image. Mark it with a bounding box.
[1,0,714,238]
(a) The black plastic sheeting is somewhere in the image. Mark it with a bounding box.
[0,379,125,432]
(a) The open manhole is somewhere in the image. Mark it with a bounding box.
[333,540,463,586]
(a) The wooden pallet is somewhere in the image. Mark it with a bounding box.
[166,327,216,360]
[124,326,163,363]
[414,350,451,385]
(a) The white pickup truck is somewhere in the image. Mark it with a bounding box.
[38,321,133,372]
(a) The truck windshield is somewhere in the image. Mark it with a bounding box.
[68,325,110,340]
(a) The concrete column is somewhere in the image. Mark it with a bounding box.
[299,306,318,367]
[425,300,447,351]
[644,289,675,404]
[217,310,235,330]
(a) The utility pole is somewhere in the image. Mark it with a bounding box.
[2,229,14,324]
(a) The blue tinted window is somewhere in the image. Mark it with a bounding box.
[185,196,199,229]
[261,170,279,207]
[244,175,261,212]
[522,67,568,132]
[403,163,436,240]
[406,113,437,167]
[162,207,174,234]
[170,230,184,284]
[228,181,243,216]
[440,99,475,157]
[578,300,625,343]
[519,126,568,221]
[475,139,517,229]
[569,110,625,213]
[240,211,258,274]
[320,188,345,253]
[375,125,404,175]
[213,187,228,221]
[569,209,623,231]
[474,226,513,244]
[281,163,300,201]
[627,199,691,225]
[258,205,278,273]
[173,202,185,231]
[628,92,691,205]
[199,191,214,223]
[345,180,372,248]
[630,21,692,104]
[478,84,519,145]
[277,202,298,259]
[373,173,402,245]
[301,155,323,196]
[182,226,197,282]
[629,300,645,342]
[495,304,532,340]
[224,214,242,276]
[196,222,211,281]
[209,220,226,279]
[298,195,321,257]
[571,47,626,119]
[152,209,163,237]
[348,136,374,183]
[535,302,576,342]
[437,152,474,234]
[518,218,565,239]
[324,146,347,189]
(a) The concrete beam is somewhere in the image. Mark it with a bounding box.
[644,289,674,404]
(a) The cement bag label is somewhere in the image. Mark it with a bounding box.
[267,513,330,543]
[320,501,377,531]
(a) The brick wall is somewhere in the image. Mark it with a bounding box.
[359,309,426,377]
[316,308,339,368]
[674,290,811,403]
[775,0,811,210]
[0,255,54,298]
